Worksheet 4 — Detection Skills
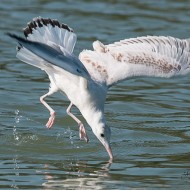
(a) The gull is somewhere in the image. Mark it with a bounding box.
[7,17,190,160]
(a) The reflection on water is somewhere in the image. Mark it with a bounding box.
[1,0,190,189]
[42,161,112,189]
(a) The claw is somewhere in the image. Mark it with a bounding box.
[46,111,56,129]
[79,123,89,143]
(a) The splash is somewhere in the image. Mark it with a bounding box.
[56,127,82,149]
[56,127,74,144]
[10,155,20,189]
[13,109,39,143]
[13,109,21,141]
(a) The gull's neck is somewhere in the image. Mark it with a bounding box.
[81,106,106,132]
[79,81,107,132]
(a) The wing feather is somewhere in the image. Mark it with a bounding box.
[80,36,190,87]
[8,33,90,79]
[24,17,77,54]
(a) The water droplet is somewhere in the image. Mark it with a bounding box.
[15,109,19,115]
[30,135,38,141]
[15,116,20,123]
[13,125,19,141]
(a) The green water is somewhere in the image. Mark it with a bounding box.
[0,0,190,189]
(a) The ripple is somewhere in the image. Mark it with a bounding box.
[1,0,190,189]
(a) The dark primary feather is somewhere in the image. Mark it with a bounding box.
[23,17,73,38]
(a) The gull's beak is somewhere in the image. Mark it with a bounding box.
[104,144,113,160]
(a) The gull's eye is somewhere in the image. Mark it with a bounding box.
[100,133,105,137]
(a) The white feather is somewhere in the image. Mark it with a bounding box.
[26,18,77,54]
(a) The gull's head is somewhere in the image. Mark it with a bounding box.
[81,107,113,160]
[92,123,113,160]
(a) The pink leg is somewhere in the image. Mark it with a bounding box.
[66,103,89,142]
[40,91,56,129]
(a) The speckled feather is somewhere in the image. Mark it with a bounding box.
[80,36,190,86]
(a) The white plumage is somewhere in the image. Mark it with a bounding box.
[80,36,190,86]
[8,17,190,160]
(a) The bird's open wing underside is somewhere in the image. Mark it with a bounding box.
[8,33,89,79]
[7,17,89,79]
[80,36,190,87]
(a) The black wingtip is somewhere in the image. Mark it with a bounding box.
[6,32,14,38]
[6,32,26,51]
[6,32,19,40]
[6,32,27,42]
[6,32,20,42]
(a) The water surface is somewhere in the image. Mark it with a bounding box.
[1,0,190,189]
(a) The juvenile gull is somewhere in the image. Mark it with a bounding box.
[7,17,190,160]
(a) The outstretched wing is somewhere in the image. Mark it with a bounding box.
[8,33,90,79]
[7,17,90,79]
[80,36,190,87]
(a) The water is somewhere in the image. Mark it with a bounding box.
[1,0,190,189]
